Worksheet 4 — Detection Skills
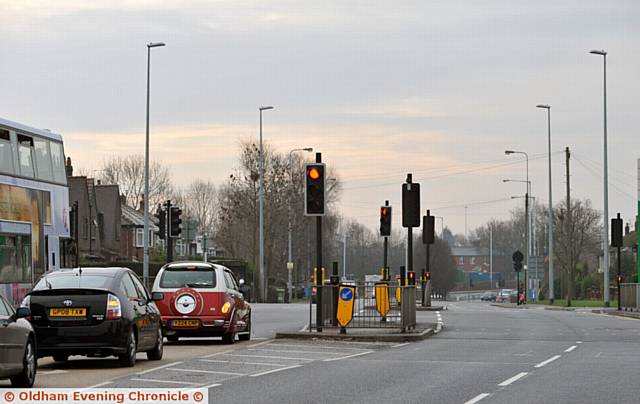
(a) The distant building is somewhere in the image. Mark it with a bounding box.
[120,202,159,262]
[451,246,507,274]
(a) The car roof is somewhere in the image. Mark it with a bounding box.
[46,267,130,278]
[163,261,223,270]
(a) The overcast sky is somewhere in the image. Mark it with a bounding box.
[1,1,638,236]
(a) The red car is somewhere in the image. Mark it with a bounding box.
[151,262,251,344]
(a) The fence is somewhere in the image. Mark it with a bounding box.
[311,283,417,332]
[620,283,640,310]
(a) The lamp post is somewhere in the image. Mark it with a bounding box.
[504,151,530,302]
[143,41,165,289]
[259,106,274,302]
[536,104,554,303]
[590,49,610,306]
[288,147,313,302]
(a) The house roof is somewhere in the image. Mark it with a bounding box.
[121,204,159,230]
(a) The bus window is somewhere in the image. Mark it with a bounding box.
[0,129,13,174]
[17,134,35,178]
[50,141,66,184]
[34,138,54,181]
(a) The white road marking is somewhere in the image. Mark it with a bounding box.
[565,345,577,353]
[222,353,314,361]
[392,343,410,348]
[200,382,222,389]
[246,340,274,348]
[576,341,583,344]
[136,361,183,375]
[534,355,561,368]
[169,368,246,376]
[267,343,366,351]
[498,372,528,387]
[464,393,491,404]
[39,370,69,375]
[203,350,234,358]
[323,350,373,362]
[249,364,302,377]
[248,348,344,355]
[130,378,199,385]
[85,381,113,389]
[200,359,285,367]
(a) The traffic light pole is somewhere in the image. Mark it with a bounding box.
[383,200,389,270]
[166,200,173,263]
[315,152,323,332]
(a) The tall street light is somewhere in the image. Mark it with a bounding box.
[504,150,530,302]
[287,147,313,302]
[590,49,610,306]
[536,104,554,303]
[259,106,274,303]
[143,41,165,289]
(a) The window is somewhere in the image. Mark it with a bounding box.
[458,257,464,265]
[0,129,14,174]
[17,134,35,178]
[33,274,112,290]
[50,141,66,184]
[130,273,149,300]
[0,235,31,284]
[470,257,476,265]
[120,273,138,300]
[224,271,238,290]
[160,267,216,288]
[34,138,53,181]
[135,228,144,247]
[0,296,10,317]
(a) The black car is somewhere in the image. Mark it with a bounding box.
[23,267,163,367]
[480,292,497,302]
[0,293,36,387]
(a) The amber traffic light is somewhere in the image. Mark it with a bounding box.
[305,163,325,216]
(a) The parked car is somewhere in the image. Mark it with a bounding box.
[0,293,36,387]
[480,292,497,302]
[152,261,251,344]
[23,267,163,367]
[495,289,516,303]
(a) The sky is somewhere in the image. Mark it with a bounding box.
[1,0,638,236]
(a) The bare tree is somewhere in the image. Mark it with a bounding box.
[184,180,217,237]
[99,155,173,210]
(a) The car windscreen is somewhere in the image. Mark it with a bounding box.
[160,268,217,289]
[33,274,113,291]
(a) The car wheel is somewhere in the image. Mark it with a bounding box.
[238,317,251,342]
[119,329,137,367]
[53,354,69,363]
[147,327,164,361]
[11,338,36,388]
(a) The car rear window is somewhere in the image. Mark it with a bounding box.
[33,274,113,290]
[160,267,217,288]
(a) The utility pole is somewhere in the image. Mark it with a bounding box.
[165,200,173,263]
[490,224,493,289]
[566,147,572,306]
[343,233,347,278]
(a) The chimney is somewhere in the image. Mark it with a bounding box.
[96,179,101,185]
[139,196,145,212]
[65,157,73,177]
[625,222,630,236]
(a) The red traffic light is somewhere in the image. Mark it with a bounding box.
[307,167,320,180]
[407,271,416,285]
[381,207,389,216]
[425,272,431,281]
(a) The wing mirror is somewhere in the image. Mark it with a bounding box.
[15,307,31,319]
[151,292,164,301]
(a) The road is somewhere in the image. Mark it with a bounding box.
[5,301,640,404]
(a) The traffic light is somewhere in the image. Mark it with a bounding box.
[380,206,392,236]
[155,207,166,240]
[304,163,325,216]
[612,214,623,247]
[422,212,435,244]
[425,272,431,281]
[170,206,182,237]
[402,177,420,228]
[512,250,524,272]
[407,271,416,285]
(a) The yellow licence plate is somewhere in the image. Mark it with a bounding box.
[50,308,87,317]
[172,319,200,328]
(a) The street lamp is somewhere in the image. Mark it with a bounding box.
[259,105,274,303]
[536,103,554,303]
[143,41,165,289]
[590,49,610,306]
[504,150,531,302]
[287,147,313,302]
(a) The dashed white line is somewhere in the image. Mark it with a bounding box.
[248,348,347,355]
[392,343,410,348]
[534,355,561,368]
[85,381,113,389]
[249,364,302,377]
[246,340,274,348]
[136,361,183,375]
[565,345,577,353]
[200,359,285,367]
[323,350,374,362]
[222,353,314,361]
[268,343,365,351]
[200,383,221,389]
[498,372,528,387]
[130,378,199,385]
[203,350,234,358]
[464,393,491,404]
[169,368,246,376]
[576,341,583,344]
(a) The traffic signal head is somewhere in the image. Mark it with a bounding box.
[402,181,420,228]
[304,163,325,216]
[425,272,431,281]
[611,215,623,247]
[380,206,392,236]
[155,208,166,240]
[422,213,435,244]
[513,261,523,272]
[170,206,182,237]
[407,271,416,286]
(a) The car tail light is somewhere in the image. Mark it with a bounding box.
[221,302,231,314]
[106,294,122,320]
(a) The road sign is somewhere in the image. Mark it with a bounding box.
[336,285,356,328]
[375,282,390,317]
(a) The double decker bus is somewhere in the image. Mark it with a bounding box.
[0,117,72,305]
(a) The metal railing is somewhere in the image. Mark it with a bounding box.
[620,283,640,310]
[312,283,416,331]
